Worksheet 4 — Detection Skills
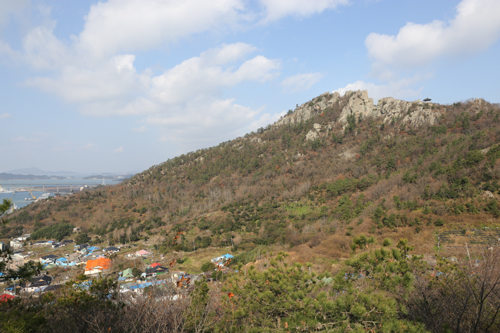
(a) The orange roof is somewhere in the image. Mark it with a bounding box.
[85,258,112,271]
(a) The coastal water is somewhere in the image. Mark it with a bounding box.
[0,177,122,210]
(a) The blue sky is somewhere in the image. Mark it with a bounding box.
[0,0,499,174]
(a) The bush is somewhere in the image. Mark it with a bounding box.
[200,262,216,272]
[351,234,374,251]
[382,238,392,247]
[434,218,444,227]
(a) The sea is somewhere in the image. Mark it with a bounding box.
[0,177,122,210]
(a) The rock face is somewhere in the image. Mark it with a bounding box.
[337,91,441,129]
[272,89,444,141]
[274,92,340,127]
[305,130,319,141]
[338,90,374,125]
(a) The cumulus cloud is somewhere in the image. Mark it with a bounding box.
[77,0,245,59]
[0,0,345,153]
[282,72,324,93]
[114,146,124,153]
[259,0,349,22]
[334,76,428,103]
[366,0,500,71]
[0,112,11,119]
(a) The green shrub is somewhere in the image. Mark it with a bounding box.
[201,262,216,272]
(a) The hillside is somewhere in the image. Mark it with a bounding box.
[4,90,500,267]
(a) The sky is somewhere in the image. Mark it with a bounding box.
[0,0,499,174]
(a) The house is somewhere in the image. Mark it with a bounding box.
[73,227,80,233]
[25,275,52,293]
[40,254,59,264]
[87,246,100,252]
[55,257,68,266]
[4,282,26,295]
[145,264,169,277]
[84,257,112,275]
[75,244,89,253]
[17,234,30,241]
[12,252,29,260]
[42,284,62,293]
[121,268,135,279]
[52,242,66,249]
[34,240,53,246]
[136,249,151,256]
[123,280,168,295]
[170,271,186,281]
[211,254,234,265]
[118,268,135,282]
[62,239,74,245]
[0,241,6,251]
[10,239,23,249]
[104,246,120,253]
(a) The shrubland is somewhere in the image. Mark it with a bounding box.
[2,91,500,331]
[2,93,499,264]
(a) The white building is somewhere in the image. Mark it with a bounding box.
[10,240,23,249]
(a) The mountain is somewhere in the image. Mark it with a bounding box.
[0,173,67,181]
[7,167,77,176]
[4,90,500,264]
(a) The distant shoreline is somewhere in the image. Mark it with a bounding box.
[0,173,70,181]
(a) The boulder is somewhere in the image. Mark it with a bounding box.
[305,130,318,141]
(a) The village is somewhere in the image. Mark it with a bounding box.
[0,233,234,302]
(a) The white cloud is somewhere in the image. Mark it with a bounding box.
[0,112,11,119]
[282,72,324,93]
[26,54,150,107]
[0,1,342,153]
[77,0,246,59]
[334,76,427,103]
[131,125,148,133]
[26,43,279,118]
[366,0,500,71]
[145,43,279,110]
[259,0,349,22]
[114,146,124,153]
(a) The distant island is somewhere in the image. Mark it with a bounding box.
[0,173,69,181]
[83,174,134,180]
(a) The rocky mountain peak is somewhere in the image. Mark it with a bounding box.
[273,90,443,139]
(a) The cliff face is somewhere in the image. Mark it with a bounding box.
[274,90,444,136]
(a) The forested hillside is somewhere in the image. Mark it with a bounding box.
[4,90,500,262]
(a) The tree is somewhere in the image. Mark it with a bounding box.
[75,232,91,245]
[200,262,215,272]
[0,199,13,275]
[0,198,12,217]
[405,248,500,332]
[4,260,44,283]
